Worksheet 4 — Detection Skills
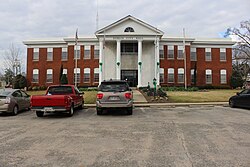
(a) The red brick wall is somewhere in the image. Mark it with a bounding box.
[160,45,232,87]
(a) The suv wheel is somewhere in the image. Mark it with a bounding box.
[12,105,18,116]
[97,108,103,115]
[127,107,133,115]
[229,99,235,108]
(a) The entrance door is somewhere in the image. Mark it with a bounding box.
[121,70,138,87]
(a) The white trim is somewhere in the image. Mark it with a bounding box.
[33,69,39,74]
[74,68,80,73]
[47,69,53,74]
[84,68,90,73]
[47,48,53,52]
[191,47,196,52]
[63,69,67,74]
[168,45,174,50]
[94,68,99,73]
[220,48,226,52]
[34,48,39,52]
[168,68,174,73]
[220,69,226,75]
[178,68,184,74]
[206,69,212,75]
[85,45,91,50]
[62,47,67,52]
[159,68,164,74]
[205,48,211,52]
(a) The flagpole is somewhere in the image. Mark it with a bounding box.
[183,28,187,90]
[75,28,78,87]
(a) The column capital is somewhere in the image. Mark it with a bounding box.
[137,39,143,42]
[116,39,121,42]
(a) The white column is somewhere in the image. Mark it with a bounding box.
[116,40,121,80]
[138,40,142,87]
[155,38,160,85]
[99,40,103,85]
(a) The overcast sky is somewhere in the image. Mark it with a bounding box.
[0,0,249,73]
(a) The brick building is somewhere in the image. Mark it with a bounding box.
[23,15,234,88]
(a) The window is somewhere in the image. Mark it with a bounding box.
[84,46,91,59]
[220,69,227,84]
[190,48,197,61]
[121,43,138,54]
[168,68,174,83]
[167,45,174,59]
[178,68,184,83]
[159,45,164,59]
[47,48,53,61]
[94,45,99,59]
[220,48,226,61]
[124,27,134,32]
[160,68,164,83]
[94,68,99,83]
[62,47,68,61]
[12,91,22,97]
[177,46,184,59]
[205,48,211,61]
[46,69,53,83]
[74,46,80,59]
[32,69,39,83]
[63,69,67,75]
[74,68,80,83]
[83,68,90,83]
[33,48,39,61]
[191,69,195,84]
[206,69,212,84]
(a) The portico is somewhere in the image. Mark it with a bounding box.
[95,15,164,87]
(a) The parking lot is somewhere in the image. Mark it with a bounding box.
[0,106,250,167]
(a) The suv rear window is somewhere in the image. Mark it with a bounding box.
[99,82,129,92]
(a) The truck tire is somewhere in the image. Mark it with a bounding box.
[36,111,44,117]
[67,105,74,117]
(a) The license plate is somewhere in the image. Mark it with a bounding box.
[109,96,120,100]
[43,107,54,112]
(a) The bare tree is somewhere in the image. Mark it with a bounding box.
[226,20,250,83]
[3,43,23,76]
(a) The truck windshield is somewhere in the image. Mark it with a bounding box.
[47,86,73,95]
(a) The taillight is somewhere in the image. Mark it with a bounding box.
[5,97,11,104]
[97,93,103,99]
[125,93,132,99]
[64,96,69,104]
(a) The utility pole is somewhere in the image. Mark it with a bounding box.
[183,28,187,90]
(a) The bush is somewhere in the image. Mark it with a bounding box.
[13,74,27,89]
[32,86,39,91]
[79,87,98,91]
[161,86,199,91]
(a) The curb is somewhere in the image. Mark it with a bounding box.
[84,102,229,108]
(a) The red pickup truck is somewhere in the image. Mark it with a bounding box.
[31,85,84,117]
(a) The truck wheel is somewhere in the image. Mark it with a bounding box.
[97,108,103,115]
[68,105,74,117]
[36,111,44,117]
[127,107,133,115]
[12,105,18,116]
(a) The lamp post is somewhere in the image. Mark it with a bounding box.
[153,78,157,98]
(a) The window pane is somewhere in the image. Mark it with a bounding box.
[33,52,39,61]
[206,75,212,84]
[191,52,197,61]
[160,74,164,83]
[178,50,183,59]
[168,74,174,83]
[84,73,90,82]
[94,73,99,82]
[94,50,99,59]
[168,50,174,59]
[74,50,80,59]
[47,52,53,61]
[84,50,90,59]
[32,74,38,83]
[178,74,184,83]
[220,52,226,61]
[159,50,164,59]
[205,52,211,61]
[62,52,68,60]
[46,74,53,83]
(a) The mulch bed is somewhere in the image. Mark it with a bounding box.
[138,89,169,103]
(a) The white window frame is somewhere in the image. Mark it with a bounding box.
[94,68,99,82]
[220,69,227,84]
[220,48,226,62]
[191,48,197,61]
[159,68,164,83]
[32,69,39,83]
[167,45,174,59]
[47,48,53,61]
[46,69,53,83]
[205,48,212,61]
[159,45,164,59]
[191,69,195,84]
[206,69,212,84]
[178,68,184,83]
[62,47,68,61]
[94,45,99,59]
[74,68,80,83]
[83,68,90,83]
[84,45,91,59]
[168,68,174,83]
[74,46,80,60]
[177,46,184,59]
[33,48,39,61]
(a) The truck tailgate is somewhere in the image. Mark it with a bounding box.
[31,95,68,107]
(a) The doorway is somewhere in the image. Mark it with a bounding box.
[121,70,138,87]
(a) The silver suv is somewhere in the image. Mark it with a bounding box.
[96,80,133,115]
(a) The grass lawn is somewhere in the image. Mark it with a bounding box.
[27,89,239,104]
[167,89,239,103]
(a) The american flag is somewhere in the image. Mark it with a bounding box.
[75,28,78,45]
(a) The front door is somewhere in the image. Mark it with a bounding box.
[121,70,138,87]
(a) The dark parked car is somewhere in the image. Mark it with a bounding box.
[229,89,250,108]
[0,89,30,115]
[96,80,133,115]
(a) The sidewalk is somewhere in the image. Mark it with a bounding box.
[85,89,229,108]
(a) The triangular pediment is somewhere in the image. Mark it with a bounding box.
[95,15,164,37]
